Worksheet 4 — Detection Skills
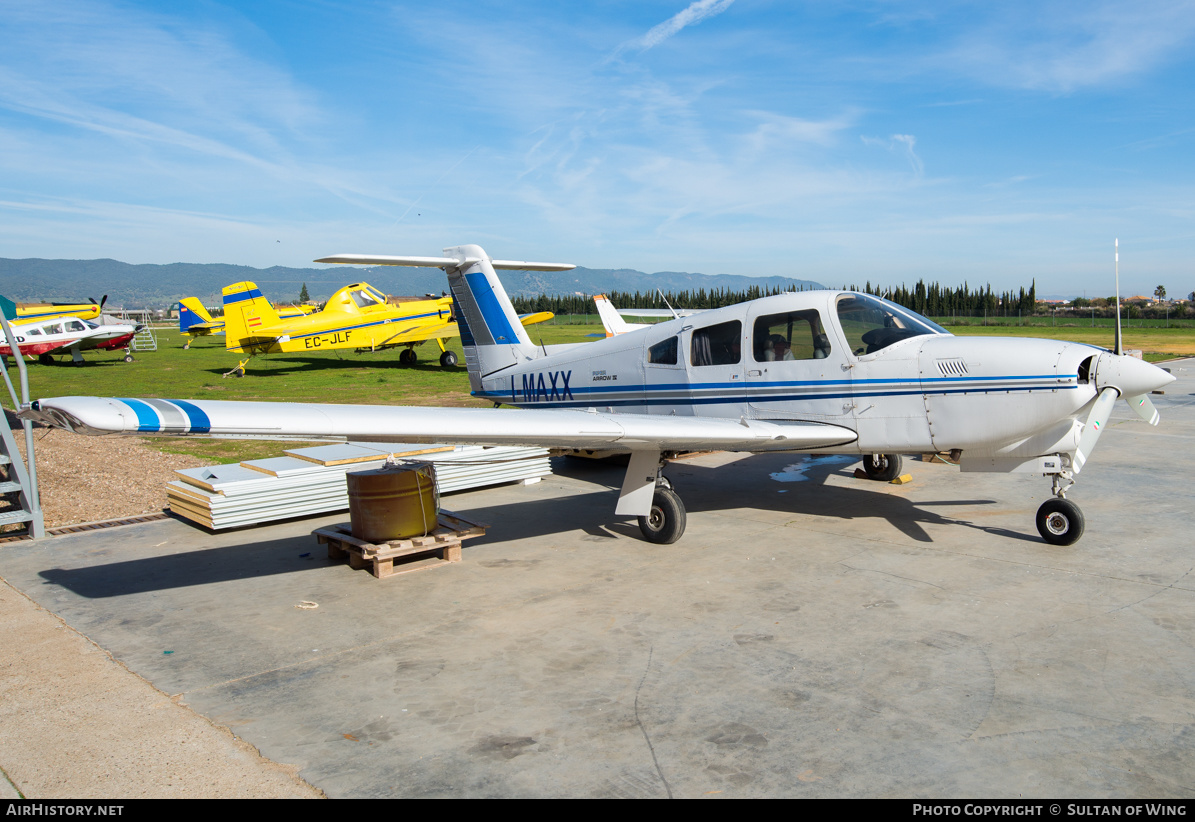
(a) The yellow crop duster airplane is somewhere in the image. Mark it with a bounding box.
[220,279,554,376]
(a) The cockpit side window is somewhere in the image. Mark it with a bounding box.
[753,310,830,362]
[690,320,742,367]
[25,326,42,336]
[835,294,946,356]
[648,336,678,365]
[351,289,383,308]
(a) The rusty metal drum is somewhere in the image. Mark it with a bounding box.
[347,461,439,542]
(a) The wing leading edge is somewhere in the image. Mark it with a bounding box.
[23,396,857,454]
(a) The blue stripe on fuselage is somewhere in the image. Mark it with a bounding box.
[476,373,1079,408]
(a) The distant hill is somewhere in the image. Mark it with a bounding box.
[0,258,824,309]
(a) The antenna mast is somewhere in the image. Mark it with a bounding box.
[1114,239,1123,356]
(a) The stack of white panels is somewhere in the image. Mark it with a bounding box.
[166,442,552,530]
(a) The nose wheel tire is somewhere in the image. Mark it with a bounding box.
[862,453,902,482]
[1036,498,1085,546]
[638,486,687,544]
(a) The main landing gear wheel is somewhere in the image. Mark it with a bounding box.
[399,348,417,365]
[38,353,53,366]
[183,341,191,350]
[1036,498,1084,546]
[862,453,902,482]
[439,350,458,367]
[638,486,687,544]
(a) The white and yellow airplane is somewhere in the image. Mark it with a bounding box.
[24,243,1173,546]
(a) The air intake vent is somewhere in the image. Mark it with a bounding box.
[937,358,969,377]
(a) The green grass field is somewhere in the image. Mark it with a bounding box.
[9,319,1192,463]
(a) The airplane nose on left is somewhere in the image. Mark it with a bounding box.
[1094,352,1176,398]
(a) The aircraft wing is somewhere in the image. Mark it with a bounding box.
[377,321,458,346]
[23,397,857,454]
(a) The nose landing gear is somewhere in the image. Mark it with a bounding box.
[1037,468,1084,546]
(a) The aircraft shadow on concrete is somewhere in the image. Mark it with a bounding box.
[39,453,1033,599]
[549,452,1033,545]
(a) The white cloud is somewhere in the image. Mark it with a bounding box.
[940,0,1195,92]
[638,0,736,50]
[861,134,924,176]
[606,0,736,60]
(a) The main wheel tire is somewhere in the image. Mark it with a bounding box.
[232,367,245,378]
[1036,498,1084,546]
[862,453,902,482]
[38,353,53,366]
[400,348,417,365]
[637,487,687,544]
[440,350,458,367]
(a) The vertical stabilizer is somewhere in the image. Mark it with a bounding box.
[594,295,648,337]
[179,298,215,332]
[442,245,539,390]
[222,282,281,353]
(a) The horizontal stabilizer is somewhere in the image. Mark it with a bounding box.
[315,254,574,272]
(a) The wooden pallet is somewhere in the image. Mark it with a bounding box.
[312,511,488,579]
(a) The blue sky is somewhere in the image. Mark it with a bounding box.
[1,0,1193,297]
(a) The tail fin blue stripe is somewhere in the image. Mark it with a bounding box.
[179,306,202,331]
[223,288,265,306]
[465,271,518,344]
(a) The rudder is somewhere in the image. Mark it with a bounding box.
[179,298,215,332]
[222,282,281,352]
[443,245,539,390]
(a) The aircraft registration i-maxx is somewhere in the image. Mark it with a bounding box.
[23,244,1175,546]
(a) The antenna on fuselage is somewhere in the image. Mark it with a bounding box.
[657,288,680,319]
[1114,238,1123,356]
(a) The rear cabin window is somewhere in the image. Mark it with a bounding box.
[753,310,830,362]
[690,320,742,367]
[648,336,678,365]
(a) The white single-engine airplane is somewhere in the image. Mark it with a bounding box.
[22,244,1174,546]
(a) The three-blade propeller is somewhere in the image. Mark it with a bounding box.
[1074,351,1171,474]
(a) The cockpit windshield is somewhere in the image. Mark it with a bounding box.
[835,293,948,356]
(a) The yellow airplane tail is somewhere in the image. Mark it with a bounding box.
[222,282,281,352]
[179,297,215,331]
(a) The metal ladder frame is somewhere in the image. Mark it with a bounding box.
[123,309,158,352]
[0,309,46,538]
